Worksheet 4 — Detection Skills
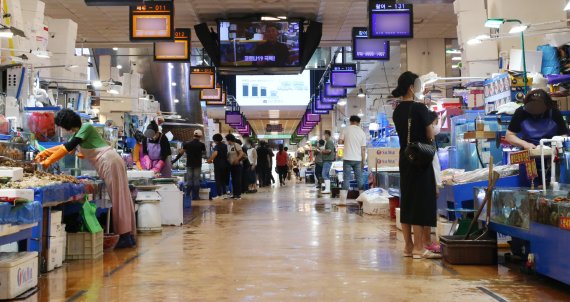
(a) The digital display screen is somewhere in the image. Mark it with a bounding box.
[225,112,243,125]
[314,95,333,111]
[85,0,142,5]
[311,101,329,114]
[369,2,413,39]
[306,111,321,122]
[154,28,190,61]
[330,64,357,88]
[201,87,222,101]
[129,1,174,41]
[218,20,301,67]
[236,71,310,106]
[324,83,347,98]
[320,89,339,104]
[352,27,390,60]
[190,67,216,89]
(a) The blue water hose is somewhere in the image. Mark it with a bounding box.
[15,67,25,100]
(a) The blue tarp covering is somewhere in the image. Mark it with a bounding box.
[33,183,86,204]
[0,201,42,224]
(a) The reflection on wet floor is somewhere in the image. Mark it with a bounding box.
[32,182,570,302]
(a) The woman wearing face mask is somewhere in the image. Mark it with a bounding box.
[36,109,137,248]
[506,89,568,150]
[141,121,172,178]
[392,71,440,260]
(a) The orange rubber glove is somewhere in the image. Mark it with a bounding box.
[35,145,62,162]
[39,145,69,169]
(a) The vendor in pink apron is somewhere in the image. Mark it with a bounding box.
[506,89,568,186]
[141,121,172,178]
[36,109,137,248]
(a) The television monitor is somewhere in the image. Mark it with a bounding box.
[225,111,243,125]
[236,71,310,106]
[314,95,334,110]
[311,101,329,115]
[190,67,216,89]
[85,0,142,5]
[129,1,174,41]
[324,82,347,98]
[352,27,390,60]
[201,87,222,101]
[320,89,339,105]
[154,28,190,62]
[305,112,321,122]
[368,1,413,39]
[330,64,357,88]
[218,20,302,67]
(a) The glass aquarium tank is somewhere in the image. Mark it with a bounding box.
[529,190,567,227]
[490,188,530,229]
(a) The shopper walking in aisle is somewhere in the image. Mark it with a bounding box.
[245,138,258,193]
[314,140,324,189]
[392,71,440,259]
[36,109,136,248]
[339,116,367,192]
[172,130,206,200]
[256,141,270,187]
[268,146,276,185]
[207,134,230,199]
[237,139,251,195]
[226,134,245,199]
[276,144,289,186]
[321,130,336,194]
[141,121,173,177]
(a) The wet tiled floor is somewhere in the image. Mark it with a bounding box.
[35,182,570,301]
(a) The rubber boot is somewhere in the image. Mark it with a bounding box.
[322,180,331,194]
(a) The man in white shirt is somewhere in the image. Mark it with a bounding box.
[339,116,367,191]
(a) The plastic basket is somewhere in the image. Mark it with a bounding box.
[66,231,103,260]
[440,235,497,265]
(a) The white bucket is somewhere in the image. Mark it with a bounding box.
[199,188,211,200]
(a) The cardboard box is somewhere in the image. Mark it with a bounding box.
[0,252,38,299]
[468,89,485,108]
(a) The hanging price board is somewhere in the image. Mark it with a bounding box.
[560,217,570,231]
[509,150,530,164]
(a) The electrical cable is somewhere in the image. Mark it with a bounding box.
[475,139,485,168]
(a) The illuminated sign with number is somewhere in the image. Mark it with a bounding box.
[85,0,142,5]
[154,28,191,61]
[190,67,216,89]
[129,1,174,41]
[352,27,390,60]
[368,1,413,39]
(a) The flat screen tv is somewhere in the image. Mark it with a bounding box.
[330,64,357,88]
[190,67,216,89]
[314,95,333,110]
[305,112,321,122]
[352,27,390,60]
[201,87,222,101]
[218,20,302,67]
[154,28,190,62]
[324,82,347,98]
[311,101,329,115]
[368,1,413,39]
[225,111,243,125]
[129,1,174,41]
[320,89,339,105]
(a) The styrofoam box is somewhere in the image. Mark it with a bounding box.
[127,170,155,179]
[453,0,485,14]
[50,223,65,239]
[0,189,34,202]
[45,17,78,56]
[157,185,183,226]
[464,40,499,62]
[456,10,488,44]
[50,211,62,225]
[0,252,38,300]
[0,167,24,181]
[462,60,499,78]
[47,237,64,271]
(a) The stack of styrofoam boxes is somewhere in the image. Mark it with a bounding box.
[455,0,499,82]
[0,252,38,300]
[47,210,65,271]
[21,0,47,52]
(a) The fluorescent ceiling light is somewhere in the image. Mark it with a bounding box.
[174,98,180,103]
[32,50,50,58]
[565,1,570,10]
[485,18,504,28]
[171,82,177,87]
[509,25,528,34]
[467,38,483,45]
[357,88,365,98]
[261,16,280,21]
[0,30,13,38]
[451,57,462,61]
[338,99,347,106]
[341,122,347,128]
[357,109,364,117]
[116,64,122,69]
[92,80,103,88]
[452,64,460,69]
[277,16,287,20]
[446,49,461,54]
[113,47,118,51]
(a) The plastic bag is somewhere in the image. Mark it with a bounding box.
[81,198,102,233]
[537,45,560,75]
[356,188,390,203]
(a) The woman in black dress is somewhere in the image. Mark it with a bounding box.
[392,71,440,259]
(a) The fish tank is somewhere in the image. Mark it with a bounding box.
[529,190,566,227]
[490,187,530,229]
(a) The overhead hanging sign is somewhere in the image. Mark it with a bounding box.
[190,67,216,89]
[129,1,174,41]
[154,28,191,62]
[85,0,142,5]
